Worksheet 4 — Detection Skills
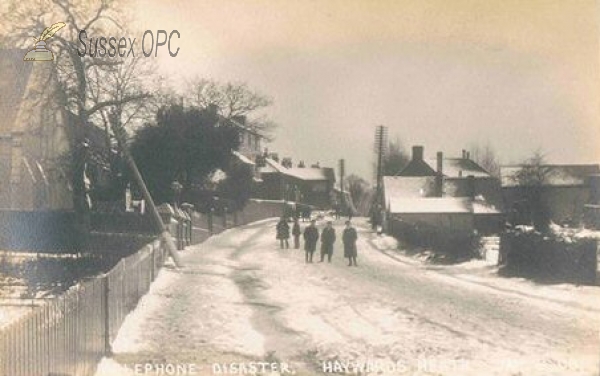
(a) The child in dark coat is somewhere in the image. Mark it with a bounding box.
[303,220,319,263]
[320,221,336,262]
[276,217,290,249]
[343,220,358,266]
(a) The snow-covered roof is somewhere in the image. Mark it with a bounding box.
[472,198,502,214]
[285,167,331,181]
[384,176,503,215]
[383,176,436,198]
[500,164,600,187]
[232,151,255,165]
[259,158,333,181]
[388,197,472,214]
[426,158,491,178]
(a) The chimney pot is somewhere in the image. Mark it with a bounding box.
[412,145,424,161]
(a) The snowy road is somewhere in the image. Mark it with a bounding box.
[96,218,600,376]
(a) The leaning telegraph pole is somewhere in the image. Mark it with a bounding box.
[110,111,183,267]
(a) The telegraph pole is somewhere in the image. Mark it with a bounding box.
[374,125,388,206]
[110,111,183,267]
[373,125,388,229]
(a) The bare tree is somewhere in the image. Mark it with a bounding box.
[382,137,410,176]
[511,151,552,232]
[469,142,501,178]
[346,174,371,216]
[2,0,150,240]
[187,78,277,138]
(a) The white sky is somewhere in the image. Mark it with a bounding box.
[132,0,600,180]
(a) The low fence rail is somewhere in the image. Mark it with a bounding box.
[0,199,286,376]
[0,239,167,376]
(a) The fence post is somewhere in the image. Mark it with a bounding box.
[181,203,193,245]
[208,209,214,236]
[223,207,228,229]
[103,276,112,356]
[151,243,156,282]
[177,218,183,250]
[233,210,238,227]
[596,239,600,286]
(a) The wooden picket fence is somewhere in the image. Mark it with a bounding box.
[0,238,167,376]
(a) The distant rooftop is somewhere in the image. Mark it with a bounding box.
[500,164,600,187]
[425,158,491,178]
[259,158,334,181]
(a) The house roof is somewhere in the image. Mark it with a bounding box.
[398,159,436,176]
[500,164,600,187]
[399,156,491,179]
[472,197,502,214]
[388,197,472,214]
[384,176,503,215]
[285,167,333,181]
[383,176,436,198]
[258,158,334,181]
[0,49,34,133]
[222,116,264,138]
[232,151,255,165]
[426,158,491,178]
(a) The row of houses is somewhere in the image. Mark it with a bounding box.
[0,48,345,213]
[228,115,351,211]
[382,145,600,235]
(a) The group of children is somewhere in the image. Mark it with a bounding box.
[276,217,358,266]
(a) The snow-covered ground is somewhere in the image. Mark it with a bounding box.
[96,218,600,376]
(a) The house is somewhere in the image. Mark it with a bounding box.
[383,145,504,235]
[398,146,503,208]
[0,49,120,212]
[227,114,264,161]
[584,175,600,229]
[501,164,600,226]
[254,156,335,208]
[0,49,71,210]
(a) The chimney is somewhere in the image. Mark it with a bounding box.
[466,151,471,160]
[412,145,424,161]
[467,175,475,199]
[462,149,466,159]
[436,151,444,197]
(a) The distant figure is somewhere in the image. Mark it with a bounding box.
[292,218,301,249]
[303,220,319,263]
[347,207,353,221]
[320,221,336,262]
[343,220,358,266]
[276,217,290,249]
[334,204,340,219]
[302,206,311,222]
